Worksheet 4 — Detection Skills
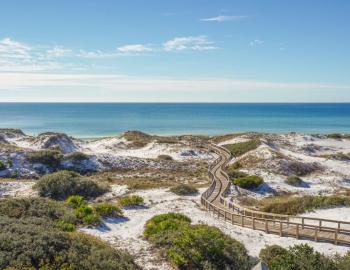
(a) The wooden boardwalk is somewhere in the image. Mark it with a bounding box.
[201,143,350,245]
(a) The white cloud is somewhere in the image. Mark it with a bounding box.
[46,46,71,57]
[163,36,217,52]
[200,15,247,22]
[0,37,31,59]
[249,39,264,46]
[77,50,119,58]
[118,44,153,54]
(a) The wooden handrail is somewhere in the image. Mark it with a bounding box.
[200,142,350,245]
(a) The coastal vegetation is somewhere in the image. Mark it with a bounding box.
[0,198,138,270]
[170,183,198,195]
[259,195,350,215]
[0,160,5,170]
[34,170,108,200]
[157,154,173,161]
[224,140,261,157]
[260,244,350,270]
[144,213,251,270]
[27,149,63,169]
[228,168,264,189]
[119,195,144,207]
[285,176,303,186]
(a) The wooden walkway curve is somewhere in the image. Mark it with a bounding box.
[201,143,350,245]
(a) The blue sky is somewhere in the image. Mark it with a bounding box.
[0,0,349,102]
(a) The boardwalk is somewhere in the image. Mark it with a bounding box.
[201,143,350,245]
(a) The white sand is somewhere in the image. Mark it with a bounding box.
[82,187,349,269]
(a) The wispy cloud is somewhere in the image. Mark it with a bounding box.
[0,37,31,59]
[163,35,217,52]
[46,46,72,58]
[249,39,264,47]
[118,44,153,54]
[200,15,247,22]
[77,50,119,59]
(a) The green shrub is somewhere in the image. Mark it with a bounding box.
[328,133,343,139]
[224,140,260,157]
[27,150,63,168]
[157,154,173,161]
[170,184,198,195]
[285,176,303,186]
[56,219,76,231]
[0,197,77,225]
[95,203,123,218]
[119,195,144,207]
[0,160,6,170]
[66,195,86,208]
[228,170,249,179]
[144,213,251,270]
[34,170,108,200]
[233,175,263,189]
[260,244,338,270]
[0,216,138,269]
[260,195,350,215]
[75,204,101,225]
[64,151,90,160]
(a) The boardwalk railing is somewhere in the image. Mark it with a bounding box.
[201,142,350,245]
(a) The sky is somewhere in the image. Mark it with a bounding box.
[0,0,349,102]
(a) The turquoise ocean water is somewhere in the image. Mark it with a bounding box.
[1,103,350,138]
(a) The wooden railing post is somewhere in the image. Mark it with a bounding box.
[296,224,299,239]
[335,230,338,245]
[252,218,255,230]
[279,222,283,236]
[242,216,244,227]
[265,220,269,233]
[315,228,318,241]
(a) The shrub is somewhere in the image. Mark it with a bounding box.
[95,203,123,218]
[260,195,350,215]
[34,170,108,200]
[328,133,343,139]
[228,170,248,179]
[66,195,86,208]
[170,184,198,195]
[0,216,138,269]
[233,175,263,189]
[0,197,77,225]
[285,176,303,186]
[224,140,260,157]
[119,195,144,207]
[64,151,90,161]
[259,244,337,270]
[75,204,101,225]
[56,219,76,232]
[0,160,5,170]
[157,154,173,161]
[27,150,63,169]
[144,213,251,270]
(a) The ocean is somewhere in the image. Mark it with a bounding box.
[1,103,350,138]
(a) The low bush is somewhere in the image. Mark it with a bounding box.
[144,213,251,270]
[0,216,138,270]
[27,149,63,169]
[119,195,144,207]
[34,170,108,200]
[285,175,303,186]
[0,160,5,170]
[260,244,341,270]
[224,140,261,157]
[157,154,173,161]
[75,204,101,225]
[233,175,264,189]
[260,195,350,215]
[170,184,198,195]
[66,194,86,208]
[227,169,248,179]
[95,203,123,218]
[64,151,90,161]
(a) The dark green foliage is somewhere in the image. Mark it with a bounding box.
[259,244,340,270]
[27,149,63,169]
[170,184,198,195]
[157,154,173,161]
[233,175,264,189]
[328,133,343,139]
[224,140,260,157]
[119,195,144,207]
[260,195,350,215]
[0,160,5,170]
[66,194,86,208]
[34,170,108,200]
[64,151,90,161]
[285,176,303,186]
[0,216,138,270]
[0,197,77,224]
[144,213,251,270]
[227,170,249,179]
